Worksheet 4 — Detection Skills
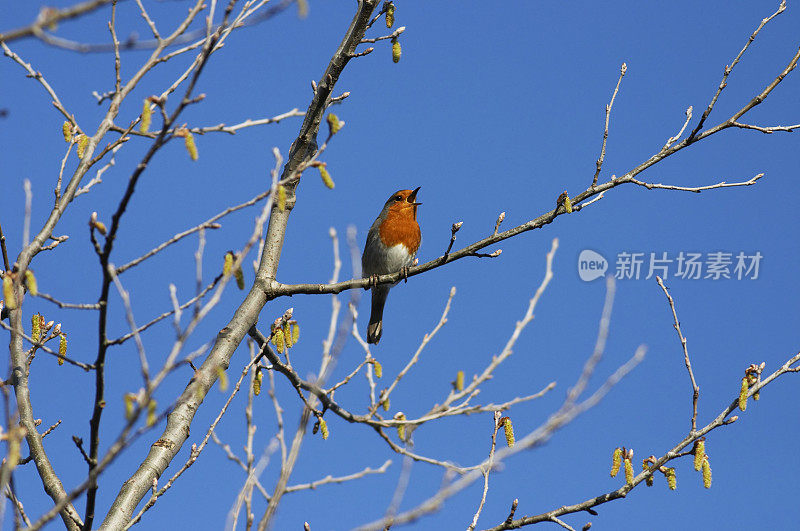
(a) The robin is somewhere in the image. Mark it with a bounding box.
[362,187,421,344]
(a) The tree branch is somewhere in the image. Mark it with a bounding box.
[101,2,382,527]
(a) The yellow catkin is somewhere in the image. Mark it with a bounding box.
[62,121,72,142]
[184,131,198,161]
[124,394,136,420]
[610,447,622,477]
[94,221,107,235]
[624,458,634,485]
[31,313,42,343]
[147,400,157,426]
[223,252,234,277]
[326,113,341,135]
[217,366,228,392]
[382,397,390,411]
[502,417,515,447]
[254,367,263,396]
[58,333,67,364]
[7,435,20,470]
[643,461,654,486]
[277,185,287,212]
[274,329,285,354]
[283,322,293,348]
[395,412,406,441]
[455,370,464,391]
[234,267,245,290]
[77,134,89,158]
[319,418,329,440]
[694,440,706,471]
[297,0,308,18]
[563,195,573,213]
[392,39,401,63]
[702,457,712,488]
[140,100,152,133]
[738,377,749,411]
[319,166,334,189]
[3,276,16,309]
[291,323,300,344]
[24,269,37,296]
[666,468,677,490]
[753,390,760,401]
[385,2,395,28]
[373,360,383,378]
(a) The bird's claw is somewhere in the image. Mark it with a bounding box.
[366,274,379,289]
[401,266,409,283]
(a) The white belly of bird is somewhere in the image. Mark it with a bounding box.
[381,244,414,274]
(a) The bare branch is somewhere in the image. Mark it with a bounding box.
[0,1,115,43]
[467,412,501,531]
[593,62,626,185]
[116,188,272,274]
[284,460,392,493]
[484,351,800,531]
[656,277,700,432]
[687,0,787,140]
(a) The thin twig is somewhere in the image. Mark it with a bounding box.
[0,222,10,271]
[370,286,456,417]
[284,460,392,493]
[0,0,115,43]
[593,63,626,185]
[656,276,699,432]
[35,292,101,310]
[107,277,220,345]
[467,412,501,531]
[687,0,787,140]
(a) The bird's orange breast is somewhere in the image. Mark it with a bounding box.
[379,208,421,254]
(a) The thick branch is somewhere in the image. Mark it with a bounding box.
[101,2,381,527]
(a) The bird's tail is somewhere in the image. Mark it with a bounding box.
[367,286,389,344]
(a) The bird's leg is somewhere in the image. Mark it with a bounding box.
[366,274,379,289]
[400,266,410,283]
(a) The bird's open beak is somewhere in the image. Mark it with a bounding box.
[408,186,421,205]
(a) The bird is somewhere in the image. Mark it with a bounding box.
[362,187,421,344]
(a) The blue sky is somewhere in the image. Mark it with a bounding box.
[1,1,799,529]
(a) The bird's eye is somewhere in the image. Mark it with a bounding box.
[393,195,402,202]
